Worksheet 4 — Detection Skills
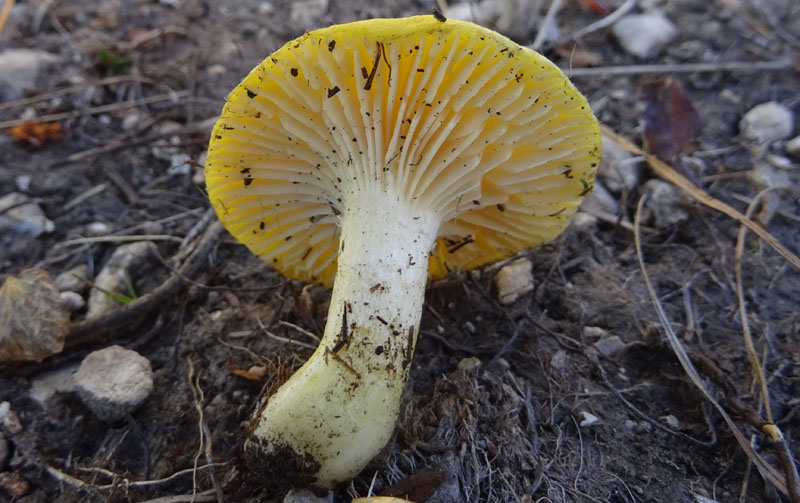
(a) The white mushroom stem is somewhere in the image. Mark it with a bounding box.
[246,187,439,490]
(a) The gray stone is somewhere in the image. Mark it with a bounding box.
[0,193,54,238]
[0,402,22,435]
[739,102,794,145]
[785,135,800,158]
[613,12,677,58]
[580,181,619,215]
[29,366,77,406]
[766,154,795,170]
[747,163,791,225]
[641,179,690,228]
[592,335,626,358]
[0,49,61,100]
[598,134,640,193]
[54,265,90,294]
[284,489,332,503]
[579,411,599,427]
[59,291,85,312]
[571,211,598,228]
[169,153,192,175]
[456,357,482,373]
[749,162,791,191]
[583,326,608,339]
[73,346,154,421]
[86,241,153,320]
[14,176,31,193]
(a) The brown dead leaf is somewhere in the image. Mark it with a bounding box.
[379,466,446,501]
[642,79,703,185]
[225,358,262,381]
[6,122,64,146]
[0,269,70,362]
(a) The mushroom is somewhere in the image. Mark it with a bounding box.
[205,15,600,493]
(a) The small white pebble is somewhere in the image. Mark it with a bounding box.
[641,179,690,227]
[54,265,90,293]
[740,102,794,145]
[59,291,85,311]
[583,326,608,339]
[85,222,112,236]
[0,402,23,434]
[14,175,31,192]
[749,162,792,191]
[456,357,482,373]
[494,257,534,305]
[283,488,333,503]
[785,135,800,158]
[662,414,681,429]
[766,154,795,170]
[207,64,227,76]
[571,211,598,228]
[169,153,192,175]
[192,168,206,186]
[579,411,599,427]
[121,112,141,131]
[612,12,677,58]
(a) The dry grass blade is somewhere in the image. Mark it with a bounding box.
[562,0,636,42]
[734,190,775,424]
[0,0,14,36]
[603,124,800,272]
[633,195,789,497]
[530,0,564,51]
[735,191,800,500]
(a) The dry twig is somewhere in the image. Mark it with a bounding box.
[0,91,190,130]
[561,0,636,43]
[566,59,793,77]
[530,0,564,51]
[0,0,14,36]
[186,356,224,502]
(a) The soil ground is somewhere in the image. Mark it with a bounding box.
[1,0,799,502]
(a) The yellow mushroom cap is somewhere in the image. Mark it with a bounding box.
[206,16,601,287]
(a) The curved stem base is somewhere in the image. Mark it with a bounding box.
[245,189,438,492]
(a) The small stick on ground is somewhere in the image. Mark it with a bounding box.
[565,59,793,77]
[44,116,217,169]
[0,91,191,130]
[0,0,15,36]
[530,0,564,51]
[62,184,108,213]
[103,166,140,206]
[561,0,637,43]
